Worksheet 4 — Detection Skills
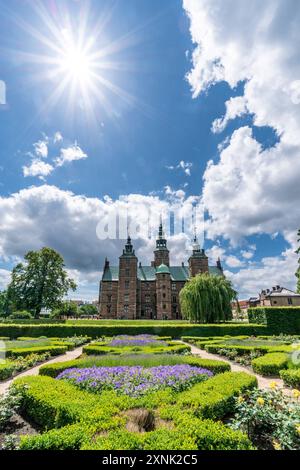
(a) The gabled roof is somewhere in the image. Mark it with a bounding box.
[102,265,223,282]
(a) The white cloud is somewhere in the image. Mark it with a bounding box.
[164,185,186,200]
[0,185,203,297]
[212,96,248,133]
[183,0,300,248]
[33,139,48,159]
[23,160,54,179]
[54,132,63,144]
[166,160,193,176]
[55,144,88,167]
[0,268,11,290]
[224,255,244,268]
[226,247,298,298]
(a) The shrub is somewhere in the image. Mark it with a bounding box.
[251,353,289,376]
[82,343,190,356]
[248,307,300,334]
[230,387,300,450]
[13,375,119,429]
[0,361,15,381]
[6,345,68,358]
[177,371,257,420]
[14,371,256,451]
[0,323,267,340]
[39,354,230,378]
[280,369,300,389]
[9,311,33,320]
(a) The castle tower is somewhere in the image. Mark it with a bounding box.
[117,236,138,319]
[154,220,170,267]
[155,263,172,320]
[188,235,209,277]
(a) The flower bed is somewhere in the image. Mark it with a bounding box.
[12,371,255,450]
[39,354,230,378]
[57,364,212,397]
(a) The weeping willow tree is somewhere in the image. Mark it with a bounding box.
[180,274,237,323]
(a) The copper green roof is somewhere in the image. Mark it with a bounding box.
[102,265,222,281]
[156,264,170,274]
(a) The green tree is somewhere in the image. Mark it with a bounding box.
[296,229,300,294]
[51,301,78,318]
[7,247,76,317]
[179,273,237,323]
[0,290,12,317]
[79,304,98,316]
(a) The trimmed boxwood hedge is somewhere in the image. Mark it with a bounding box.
[39,354,230,378]
[6,345,68,358]
[0,323,267,339]
[280,369,300,389]
[248,307,300,334]
[251,352,289,376]
[0,361,16,380]
[15,371,255,451]
[82,342,190,356]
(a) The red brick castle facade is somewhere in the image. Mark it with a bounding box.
[99,222,223,319]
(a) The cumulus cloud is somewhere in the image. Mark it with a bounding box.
[0,185,204,295]
[55,144,88,167]
[23,160,54,179]
[183,0,300,250]
[212,96,248,133]
[226,247,298,298]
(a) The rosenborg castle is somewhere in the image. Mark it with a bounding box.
[99,222,224,320]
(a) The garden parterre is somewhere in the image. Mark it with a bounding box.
[183,334,300,381]
[83,334,190,356]
[0,336,90,381]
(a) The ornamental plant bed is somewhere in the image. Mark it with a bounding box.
[83,335,191,356]
[11,370,256,450]
[39,354,230,378]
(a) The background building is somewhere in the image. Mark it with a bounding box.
[99,222,223,320]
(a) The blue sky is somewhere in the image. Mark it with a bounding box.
[0,0,299,300]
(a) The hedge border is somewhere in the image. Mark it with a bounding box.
[0,323,267,339]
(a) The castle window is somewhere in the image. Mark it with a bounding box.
[124,294,129,303]
[107,305,111,314]
[124,305,129,313]
[172,296,177,303]
[172,305,177,314]
[145,294,150,303]
[125,268,130,277]
[162,285,166,290]
[125,280,130,290]
[163,304,166,310]
[172,283,176,291]
[163,293,166,299]
[162,274,165,279]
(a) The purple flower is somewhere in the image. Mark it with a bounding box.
[57,365,213,397]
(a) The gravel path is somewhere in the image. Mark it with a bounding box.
[184,342,290,393]
[0,346,83,395]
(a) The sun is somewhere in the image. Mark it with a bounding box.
[56,29,95,86]
[5,1,148,126]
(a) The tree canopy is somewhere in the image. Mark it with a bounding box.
[179,273,236,323]
[7,247,76,317]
